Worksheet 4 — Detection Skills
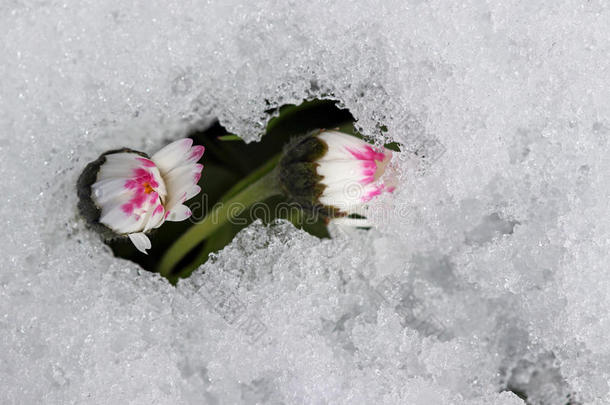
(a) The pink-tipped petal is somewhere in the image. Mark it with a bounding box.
[187,145,205,163]
[150,138,194,174]
[97,153,148,181]
[136,157,156,167]
[360,184,385,203]
[163,164,204,211]
[346,145,387,162]
[99,196,150,234]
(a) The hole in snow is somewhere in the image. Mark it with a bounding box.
[106,99,363,282]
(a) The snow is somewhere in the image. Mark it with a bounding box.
[1,0,609,403]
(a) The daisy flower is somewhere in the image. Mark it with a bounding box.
[78,139,204,253]
[278,129,396,226]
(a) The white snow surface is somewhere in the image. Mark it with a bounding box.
[1,1,609,404]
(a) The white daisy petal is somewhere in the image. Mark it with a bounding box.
[150,138,193,174]
[317,160,374,186]
[164,163,202,186]
[184,145,205,164]
[143,201,166,232]
[165,204,192,222]
[97,153,145,180]
[128,232,152,254]
[99,199,148,234]
[185,184,201,201]
[91,178,133,206]
[319,131,389,163]
[319,187,361,205]
[318,130,366,148]
[163,164,203,211]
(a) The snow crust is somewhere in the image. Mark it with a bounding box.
[1,1,609,403]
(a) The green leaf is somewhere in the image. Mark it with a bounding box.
[217,134,244,141]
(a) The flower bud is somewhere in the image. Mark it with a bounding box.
[278,130,395,225]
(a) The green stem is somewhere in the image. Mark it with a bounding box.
[174,154,282,279]
[158,165,281,277]
[218,153,281,203]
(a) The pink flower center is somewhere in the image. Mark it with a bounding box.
[142,182,154,194]
[122,167,163,215]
